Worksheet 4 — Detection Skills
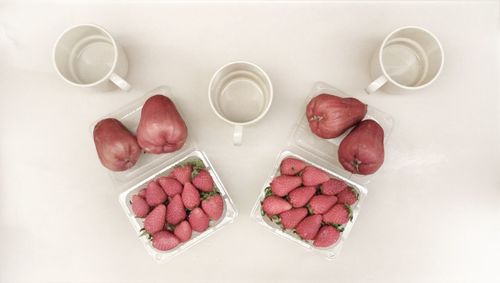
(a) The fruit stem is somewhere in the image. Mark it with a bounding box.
[352,159,361,174]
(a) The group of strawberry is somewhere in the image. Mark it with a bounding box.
[261,157,358,248]
[130,159,225,251]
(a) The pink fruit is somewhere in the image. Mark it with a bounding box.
[301,166,330,186]
[271,175,302,197]
[337,188,358,205]
[295,215,322,240]
[338,119,384,175]
[323,204,350,225]
[321,178,347,195]
[145,181,167,206]
[262,196,292,216]
[313,226,340,247]
[131,195,150,218]
[280,157,306,176]
[308,195,337,214]
[93,118,141,171]
[192,170,214,192]
[288,186,316,208]
[166,194,186,225]
[157,176,183,197]
[138,188,147,198]
[280,208,308,229]
[306,93,367,139]
[174,220,192,242]
[182,182,200,209]
[188,207,209,232]
[144,204,166,234]
[201,194,224,221]
[169,165,192,184]
[152,231,180,251]
[137,95,188,154]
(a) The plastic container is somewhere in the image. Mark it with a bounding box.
[92,86,237,262]
[251,81,393,259]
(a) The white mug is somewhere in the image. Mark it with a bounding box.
[208,61,273,146]
[366,26,444,94]
[53,24,131,91]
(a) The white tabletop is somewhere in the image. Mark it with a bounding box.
[1,1,500,282]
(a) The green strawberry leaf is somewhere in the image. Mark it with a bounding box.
[264,187,273,197]
[307,205,314,215]
[345,204,353,221]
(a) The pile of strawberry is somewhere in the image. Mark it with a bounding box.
[130,159,224,251]
[261,157,358,248]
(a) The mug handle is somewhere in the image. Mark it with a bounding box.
[365,75,387,94]
[233,125,243,146]
[110,73,132,92]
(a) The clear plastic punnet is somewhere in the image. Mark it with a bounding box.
[251,81,393,260]
[91,86,237,263]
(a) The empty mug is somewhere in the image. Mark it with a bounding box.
[208,61,273,146]
[366,26,444,94]
[53,24,131,91]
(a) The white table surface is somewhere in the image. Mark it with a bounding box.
[1,1,500,282]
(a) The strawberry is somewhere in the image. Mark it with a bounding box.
[138,188,147,198]
[152,231,180,251]
[288,186,316,208]
[313,226,340,247]
[188,207,209,232]
[145,181,167,206]
[337,187,358,205]
[158,176,183,197]
[144,204,166,234]
[262,196,292,216]
[295,214,322,240]
[301,166,330,186]
[280,208,308,229]
[174,220,192,242]
[201,193,224,220]
[192,170,214,192]
[166,194,186,225]
[131,195,150,218]
[280,157,306,176]
[323,204,350,225]
[271,175,302,197]
[182,182,200,209]
[169,165,192,184]
[308,195,337,214]
[321,178,347,195]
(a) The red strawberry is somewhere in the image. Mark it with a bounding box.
[288,186,316,208]
[152,231,180,251]
[138,188,147,198]
[323,204,350,225]
[174,220,192,242]
[188,207,209,232]
[271,175,302,197]
[144,204,166,234]
[301,166,330,186]
[192,170,214,192]
[321,178,347,195]
[131,195,150,218]
[308,195,337,214]
[280,208,308,229]
[295,214,322,240]
[313,226,340,247]
[158,176,183,197]
[337,187,358,205]
[166,194,186,225]
[262,196,292,216]
[145,181,167,206]
[169,165,192,184]
[182,182,200,209]
[201,194,224,220]
[280,157,306,176]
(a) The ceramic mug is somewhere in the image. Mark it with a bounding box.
[208,61,273,146]
[366,26,444,94]
[53,24,131,91]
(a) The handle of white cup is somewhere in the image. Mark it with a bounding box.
[365,75,387,94]
[110,72,132,92]
[233,125,243,146]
